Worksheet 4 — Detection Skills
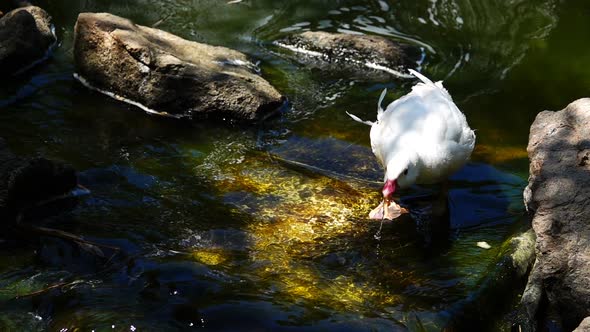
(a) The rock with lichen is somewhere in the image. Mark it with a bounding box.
[519,98,590,331]
[74,12,284,122]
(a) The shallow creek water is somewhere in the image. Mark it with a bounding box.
[1,0,590,331]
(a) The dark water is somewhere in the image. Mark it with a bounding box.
[1,0,589,330]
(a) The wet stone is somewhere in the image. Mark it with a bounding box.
[274,31,422,79]
[521,98,590,330]
[74,12,285,122]
[0,138,77,224]
[0,5,56,75]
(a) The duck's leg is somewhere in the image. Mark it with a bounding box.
[385,199,409,219]
[368,201,385,219]
[432,180,450,217]
[368,198,409,220]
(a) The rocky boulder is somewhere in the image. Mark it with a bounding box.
[0,5,56,75]
[73,12,284,122]
[274,31,421,79]
[520,98,590,330]
[574,317,590,332]
[0,138,77,223]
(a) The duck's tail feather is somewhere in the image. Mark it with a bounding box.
[346,111,374,126]
[408,69,452,100]
[377,88,387,119]
[408,69,435,85]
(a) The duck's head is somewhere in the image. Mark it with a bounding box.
[382,152,418,202]
[368,153,416,220]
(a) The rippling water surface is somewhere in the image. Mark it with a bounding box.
[1,0,589,330]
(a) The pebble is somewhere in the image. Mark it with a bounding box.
[477,241,492,249]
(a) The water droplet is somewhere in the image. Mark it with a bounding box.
[374,218,384,240]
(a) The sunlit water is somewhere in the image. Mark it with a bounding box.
[1,0,589,330]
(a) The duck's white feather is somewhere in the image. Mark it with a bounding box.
[350,69,475,188]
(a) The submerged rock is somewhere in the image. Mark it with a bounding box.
[0,138,77,223]
[274,31,421,79]
[449,229,536,330]
[74,12,284,122]
[0,5,56,75]
[520,98,590,330]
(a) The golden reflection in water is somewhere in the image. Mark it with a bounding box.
[214,156,402,311]
[191,248,229,266]
[473,144,528,164]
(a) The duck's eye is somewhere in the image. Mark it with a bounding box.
[403,168,408,175]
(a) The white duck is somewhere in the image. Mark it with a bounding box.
[348,69,475,219]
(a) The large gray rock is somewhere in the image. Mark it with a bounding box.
[520,98,590,330]
[0,6,56,75]
[274,31,421,79]
[73,12,284,122]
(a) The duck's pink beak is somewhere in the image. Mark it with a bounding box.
[382,179,396,201]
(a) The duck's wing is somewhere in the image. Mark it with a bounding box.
[401,70,471,145]
[369,71,475,179]
[369,119,392,168]
[369,94,419,170]
[375,72,474,162]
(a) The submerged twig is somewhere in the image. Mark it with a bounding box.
[13,279,87,299]
[14,281,68,299]
[18,224,121,258]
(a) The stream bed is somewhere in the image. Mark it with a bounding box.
[1,0,590,331]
